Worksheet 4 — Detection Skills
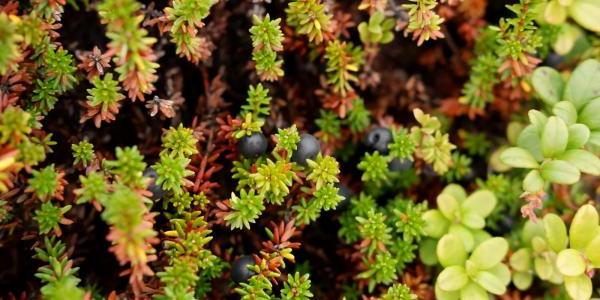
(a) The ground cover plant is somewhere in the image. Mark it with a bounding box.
[1,0,600,299]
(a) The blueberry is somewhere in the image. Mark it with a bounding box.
[388,158,413,172]
[291,133,320,166]
[238,132,268,158]
[231,255,255,283]
[144,167,165,200]
[544,52,564,69]
[336,183,352,210]
[365,127,392,154]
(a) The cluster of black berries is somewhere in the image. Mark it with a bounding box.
[237,132,320,166]
[364,126,412,172]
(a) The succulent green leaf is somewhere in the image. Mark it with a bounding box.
[449,224,475,252]
[500,147,539,169]
[458,282,488,300]
[422,210,450,238]
[558,149,600,176]
[564,59,600,109]
[540,160,580,184]
[437,234,467,267]
[517,125,544,161]
[543,213,568,252]
[473,271,506,295]
[567,123,590,149]
[437,266,468,291]
[528,110,548,133]
[578,98,600,130]
[564,274,592,300]
[435,283,460,300]
[541,116,569,158]
[437,194,459,220]
[470,237,508,270]
[461,189,496,218]
[569,204,600,250]
[556,249,586,277]
[553,101,577,125]
[544,0,567,24]
[531,66,564,106]
[509,248,531,272]
[522,220,546,244]
[568,0,600,32]
[512,271,533,290]
[487,263,511,286]
[441,184,467,202]
[584,234,600,266]
[461,212,485,229]
[534,255,556,280]
[419,238,439,266]
[523,169,545,193]
[588,131,600,148]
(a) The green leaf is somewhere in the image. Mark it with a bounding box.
[449,224,475,252]
[588,131,600,148]
[441,184,467,202]
[461,212,485,229]
[437,234,467,267]
[564,59,600,109]
[437,194,459,221]
[437,266,468,291]
[512,271,533,291]
[522,220,546,244]
[422,210,450,238]
[488,263,511,286]
[541,116,569,158]
[500,147,539,169]
[558,149,600,175]
[553,101,577,125]
[564,274,592,300]
[584,234,600,266]
[531,66,564,106]
[461,189,496,218]
[459,282,488,300]
[419,238,439,266]
[523,169,545,193]
[517,125,544,161]
[470,237,508,270]
[568,0,600,32]
[473,271,506,295]
[540,160,580,184]
[556,249,586,277]
[543,213,568,252]
[544,0,568,24]
[435,283,460,300]
[578,98,600,130]
[509,248,531,272]
[570,204,600,250]
[567,123,590,149]
[553,23,582,55]
[534,254,556,280]
[528,110,548,133]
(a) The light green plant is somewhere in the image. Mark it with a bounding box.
[358,11,395,45]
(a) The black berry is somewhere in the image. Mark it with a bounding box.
[544,52,564,69]
[231,255,255,283]
[291,133,320,165]
[365,127,392,154]
[388,158,413,172]
[238,132,268,158]
[144,167,166,200]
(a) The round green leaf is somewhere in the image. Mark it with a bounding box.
[528,110,549,133]
[578,98,600,130]
[488,263,511,286]
[553,101,577,125]
[517,125,544,161]
[543,213,568,252]
[522,220,546,244]
[437,194,459,221]
[437,234,467,267]
[461,212,485,229]
[569,204,600,250]
[461,189,497,218]
[541,116,569,158]
[441,184,467,202]
[534,255,555,280]
[449,224,475,252]
[567,123,590,149]
[544,0,568,24]
[523,169,545,193]
[500,147,539,169]
[531,66,565,106]
[568,0,600,32]
[553,23,582,55]
[473,271,506,295]
[470,237,508,270]
[564,59,600,109]
[509,248,532,272]
[422,210,450,238]
[540,160,580,185]
[556,249,586,277]
[564,274,592,300]
[437,266,468,291]
[435,282,460,300]
[459,282,488,300]
[588,131,600,148]
[558,149,600,176]
[419,238,439,266]
[584,234,600,266]
[512,271,533,291]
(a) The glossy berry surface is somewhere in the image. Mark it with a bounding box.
[336,183,352,210]
[291,133,320,166]
[144,167,165,200]
[231,255,256,283]
[365,126,392,154]
[238,132,268,158]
